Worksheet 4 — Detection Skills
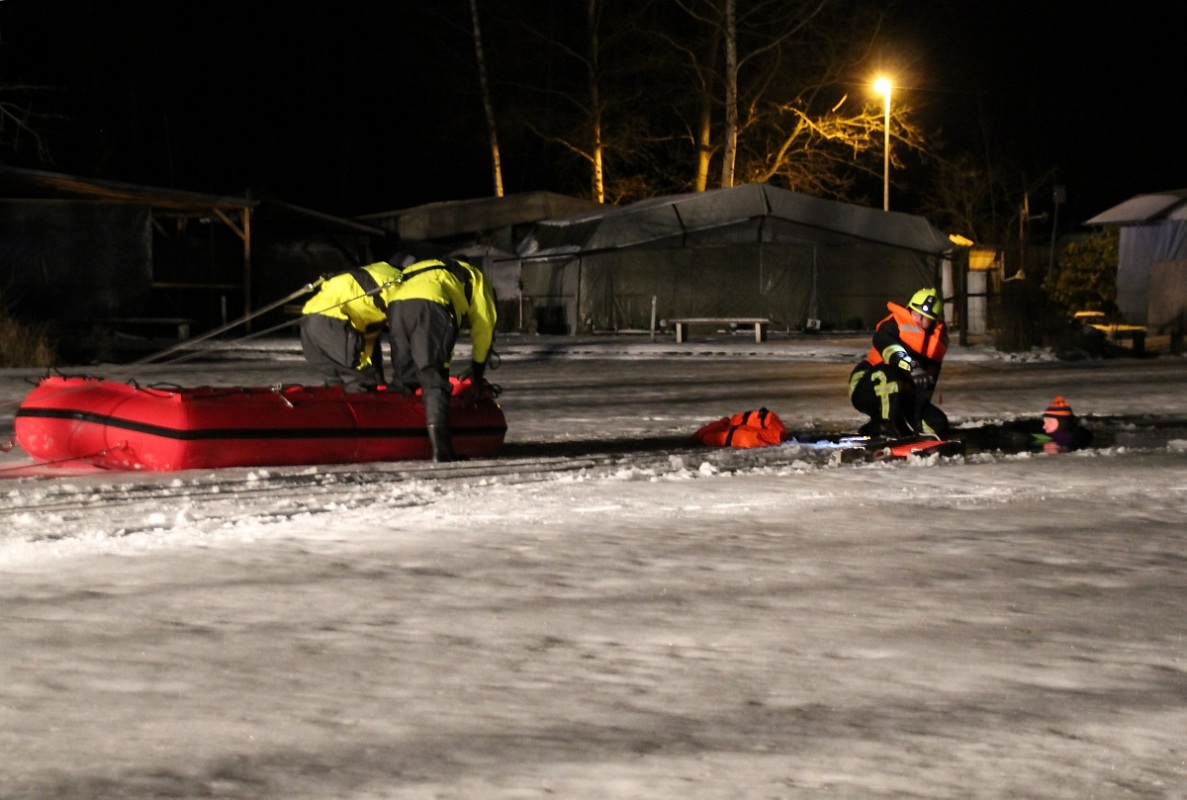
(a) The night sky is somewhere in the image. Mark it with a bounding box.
[1,0,1182,228]
[882,0,1187,225]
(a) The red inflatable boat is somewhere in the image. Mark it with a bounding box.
[14,375,507,471]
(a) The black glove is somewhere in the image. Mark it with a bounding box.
[468,360,486,399]
[910,366,933,396]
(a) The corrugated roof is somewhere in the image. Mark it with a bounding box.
[0,165,388,236]
[0,165,253,213]
[1084,190,1187,225]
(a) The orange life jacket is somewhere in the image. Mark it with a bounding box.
[865,302,948,367]
[696,408,786,448]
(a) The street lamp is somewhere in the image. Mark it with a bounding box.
[873,76,891,211]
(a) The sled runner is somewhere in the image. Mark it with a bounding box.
[14,375,507,471]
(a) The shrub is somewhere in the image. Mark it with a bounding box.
[1048,228,1119,315]
[0,314,56,368]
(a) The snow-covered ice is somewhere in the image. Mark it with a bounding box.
[1,333,1185,798]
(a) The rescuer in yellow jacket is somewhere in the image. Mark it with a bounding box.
[848,287,950,438]
[386,257,497,461]
[299,260,402,390]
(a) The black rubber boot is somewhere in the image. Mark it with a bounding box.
[427,424,461,462]
[857,419,885,437]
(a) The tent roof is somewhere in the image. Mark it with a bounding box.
[1084,189,1187,225]
[359,191,604,241]
[517,184,952,257]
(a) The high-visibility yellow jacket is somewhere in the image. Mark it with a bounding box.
[390,258,498,364]
[301,261,402,367]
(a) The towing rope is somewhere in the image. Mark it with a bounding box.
[132,278,325,365]
[132,276,407,368]
[0,441,128,475]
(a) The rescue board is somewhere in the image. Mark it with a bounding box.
[784,433,964,461]
[14,375,507,471]
[875,436,965,460]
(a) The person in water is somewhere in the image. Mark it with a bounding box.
[973,395,1094,454]
[1031,395,1094,453]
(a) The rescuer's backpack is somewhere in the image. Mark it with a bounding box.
[695,407,786,448]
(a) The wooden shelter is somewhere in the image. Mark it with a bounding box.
[0,166,385,336]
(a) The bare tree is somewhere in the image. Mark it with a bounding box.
[0,81,54,164]
[917,153,1007,244]
[919,150,1056,250]
[493,0,654,203]
[645,0,929,202]
[469,0,504,197]
[480,0,929,205]
[646,8,721,192]
[666,0,835,189]
[742,88,927,199]
[719,0,738,187]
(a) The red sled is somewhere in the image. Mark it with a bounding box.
[14,375,507,471]
[880,437,964,459]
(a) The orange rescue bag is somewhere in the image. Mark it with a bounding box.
[695,407,786,448]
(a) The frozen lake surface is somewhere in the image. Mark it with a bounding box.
[1,333,1185,798]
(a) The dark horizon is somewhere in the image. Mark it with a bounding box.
[1,0,1182,228]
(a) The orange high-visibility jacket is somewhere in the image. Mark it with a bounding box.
[865,302,948,376]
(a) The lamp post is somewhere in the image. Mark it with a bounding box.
[873,76,891,211]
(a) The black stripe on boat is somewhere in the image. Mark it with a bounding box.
[15,408,507,441]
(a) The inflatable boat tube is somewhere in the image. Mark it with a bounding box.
[14,375,507,471]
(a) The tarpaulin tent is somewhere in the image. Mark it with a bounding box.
[1084,190,1187,327]
[507,184,952,334]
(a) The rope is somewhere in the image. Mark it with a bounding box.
[132,277,399,367]
[131,278,325,365]
[0,441,127,475]
[143,314,304,367]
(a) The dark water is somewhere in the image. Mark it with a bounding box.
[955,416,1187,455]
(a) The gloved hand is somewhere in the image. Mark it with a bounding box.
[893,352,916,373]
[468,360,486,399]
[910,366,933,396]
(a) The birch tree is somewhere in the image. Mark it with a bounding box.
[651,0,928,201]
[494,0,653,203]
[469,0,504,197]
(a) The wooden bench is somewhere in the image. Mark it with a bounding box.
[670,317,771,343]
[91,317,193,340]
[1074,311,1148,354]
